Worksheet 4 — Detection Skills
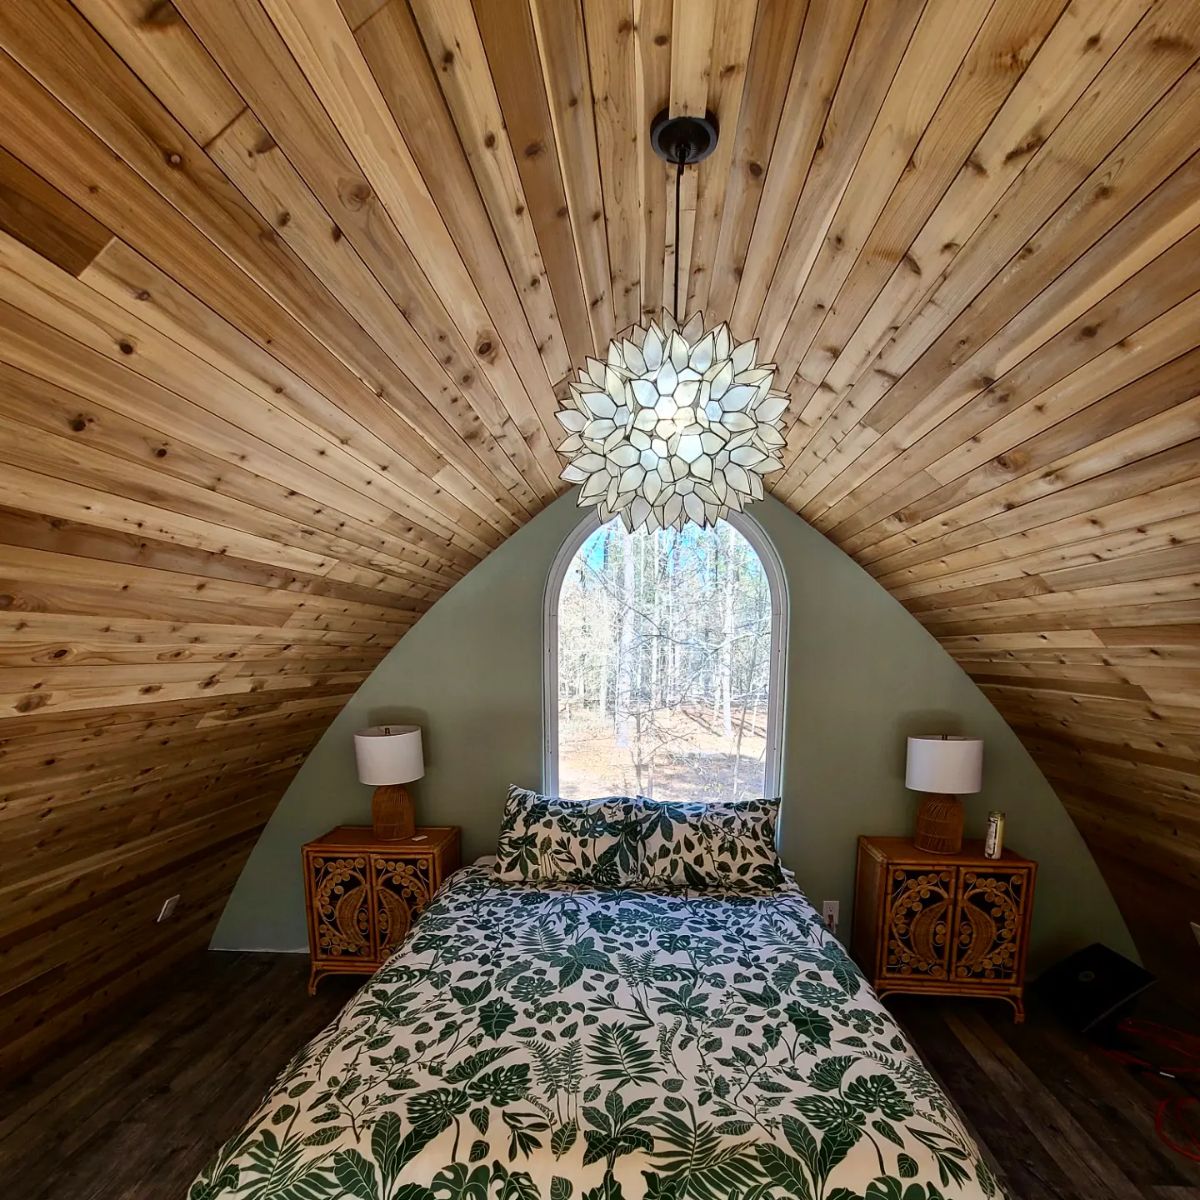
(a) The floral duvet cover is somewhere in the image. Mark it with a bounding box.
[192,864,1001,1200]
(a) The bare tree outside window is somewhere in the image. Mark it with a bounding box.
[556,520,773,802]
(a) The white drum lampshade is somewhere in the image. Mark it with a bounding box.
[905,735,983,855]
[905,736,983,795]
[354,725,424,840]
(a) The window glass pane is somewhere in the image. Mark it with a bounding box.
[556,520,774,802]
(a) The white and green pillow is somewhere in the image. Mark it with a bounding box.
[495,786,783,892]
[493,786,641,885]
[634,796,784,890]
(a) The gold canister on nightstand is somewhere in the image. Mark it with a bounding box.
[984,810,1006,859]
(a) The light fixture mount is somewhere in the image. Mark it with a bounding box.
[650,108,719,166]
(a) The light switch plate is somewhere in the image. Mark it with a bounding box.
[822,900,840,933]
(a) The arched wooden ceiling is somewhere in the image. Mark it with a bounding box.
[0,0,1197,1070]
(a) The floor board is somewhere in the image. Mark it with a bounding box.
[1,952,1197,1199]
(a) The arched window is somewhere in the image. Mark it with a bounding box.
[544,510,787,802]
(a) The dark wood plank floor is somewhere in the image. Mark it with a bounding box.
[1,951,1197,1199]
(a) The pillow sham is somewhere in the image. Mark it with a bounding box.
[634,796,784,891]
[493,785,641,885]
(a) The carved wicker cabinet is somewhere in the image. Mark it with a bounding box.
[852,836,1036,1021]
[302,825,460,994]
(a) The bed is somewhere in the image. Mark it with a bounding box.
[191,862,1001,1200]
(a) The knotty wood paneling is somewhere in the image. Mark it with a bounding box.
[1,0,1198,1072]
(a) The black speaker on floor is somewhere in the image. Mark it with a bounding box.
[1035,942,1155,1034]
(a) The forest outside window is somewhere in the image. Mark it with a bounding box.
[545,512,786,803]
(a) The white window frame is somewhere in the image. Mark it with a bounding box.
[543,508,789,800]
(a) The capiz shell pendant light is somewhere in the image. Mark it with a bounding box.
[555,111,788,533]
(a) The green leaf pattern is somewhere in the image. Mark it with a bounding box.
[494,790,784,892]
[192,864,1001,1199]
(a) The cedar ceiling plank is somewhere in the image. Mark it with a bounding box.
[684,0,760,321]
[0,806,277,967]
[1,852,259,1001]
[782,0,1158,462]
[632,0,672,326]
[582,0,642,332]
[775,0,1069,401]
[0,145,111,276]
[848,327,1200,561]
[0,301,473,578]
[0,785,285,929]
[823,191,1200,545]
[0,501,429,614]
[1,759,310,896]
[409,0,573,386]
[0,686,356,750]
[853,48,1200,453]
[861,392,1200,588]
[704,0,809,325]
[726,0,862,342]
[785,80,1200,519]
[0,238,480,569]
[250,0,566,467]
[0,667,371,720]
[891,512,1200,603]
[336,0,387,34]
[472,0,596,365]
[209,122,545,519]
[0,541,416,632]
[763,0,990,370]
[0,355,452,593]
[784,1,1200,500]
[77,244,465,578]
[193,0,558,509]
[71,0,245,147]
[0,6,525,542]
[0,423,345,577]
[528,0,616,349]
[0,727,335,804]
[204,108,541,522]
[738,0,924,347]
[928,598,1200,639]
[871,478,1200,591]
[665,0,716,322]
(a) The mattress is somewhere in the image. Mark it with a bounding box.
[191,863,1001,1199]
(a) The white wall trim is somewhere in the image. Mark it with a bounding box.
[542,504,789,799]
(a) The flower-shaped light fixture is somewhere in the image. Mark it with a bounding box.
[556,312,789,531]
[555,108,789,533]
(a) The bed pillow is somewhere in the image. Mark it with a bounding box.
[493,785,641,885]
[634,796,784,890]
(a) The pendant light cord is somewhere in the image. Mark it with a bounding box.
[673,154,685,322]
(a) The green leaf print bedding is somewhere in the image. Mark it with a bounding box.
[192,863,1001,1200]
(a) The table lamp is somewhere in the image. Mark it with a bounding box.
[905,734,983,855]
[354,724,424,840]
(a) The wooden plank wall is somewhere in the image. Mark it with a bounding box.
[0,0,1197,1072]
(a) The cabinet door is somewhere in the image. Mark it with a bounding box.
[950,866,1030,986]
[881,865,957,982]
[307,851,375,962]
[371,853,437,960]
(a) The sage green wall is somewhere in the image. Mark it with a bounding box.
[213,493,1134,968]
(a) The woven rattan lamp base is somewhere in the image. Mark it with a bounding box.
[913,792,963,855]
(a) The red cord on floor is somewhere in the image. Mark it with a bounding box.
[1101,1017,1200,1163]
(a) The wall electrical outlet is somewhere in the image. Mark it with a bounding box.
[157,894,180,923]
[822,900,840,933]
